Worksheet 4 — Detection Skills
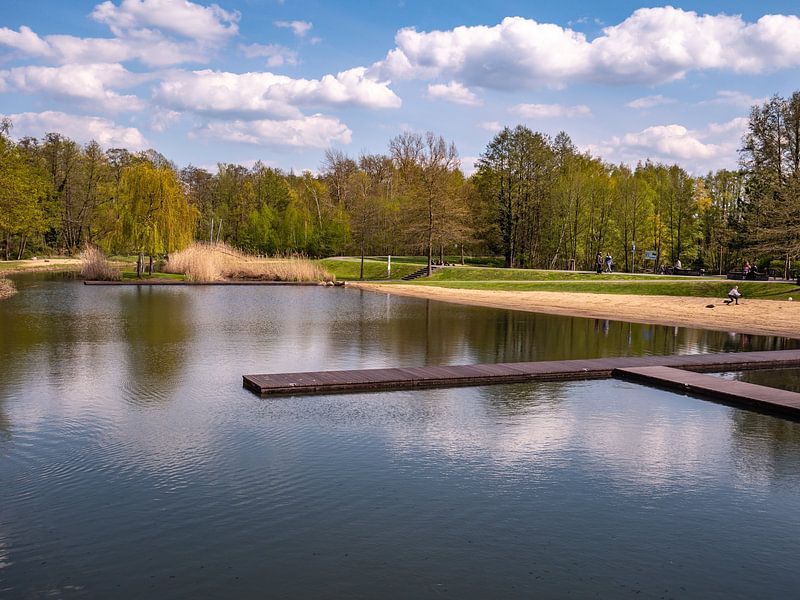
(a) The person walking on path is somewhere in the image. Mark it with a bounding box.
[604,253,613,273]
[595,252,603,274]
[725,286,742,305]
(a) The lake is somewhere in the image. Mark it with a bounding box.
[1,274,799,598]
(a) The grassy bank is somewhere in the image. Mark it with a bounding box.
[405,279,800,300]
[0,258,82,275]
[319,257,420,281]
[426,266,693,281]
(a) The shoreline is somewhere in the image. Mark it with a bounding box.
[350,282,800,339]
[0,258,81,276]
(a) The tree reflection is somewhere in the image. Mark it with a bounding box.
[118,287,193,406]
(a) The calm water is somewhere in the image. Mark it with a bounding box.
[1,274,800,599]
[716,368,800,393]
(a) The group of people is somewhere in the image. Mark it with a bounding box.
[595,252,613,273]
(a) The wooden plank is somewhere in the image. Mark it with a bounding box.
[613,365,800,418]
[243,349,800,399]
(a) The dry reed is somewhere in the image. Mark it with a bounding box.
[0,278,16,300]
[165,242,334,282]
[80,245,120,281]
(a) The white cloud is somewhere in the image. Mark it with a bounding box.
[459,155,480,176]
[426,81,481,106]
[480,121,502,133]
[0,25,52,57]
[91,0,239,43]
[274,20,313,38]
[240,43,298,67]
[0,26,208,66]
[371,8,800,89]
[149,108,181,132]
[195,114,351,148]
[701,90,765,108]
[626,95,675,109]
[594,117,749,172]
[154,67,401,118]
[511,103,591,118]
[3,111,147,148]
[1,63,147,112]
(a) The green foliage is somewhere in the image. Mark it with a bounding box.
[115,161,197,255]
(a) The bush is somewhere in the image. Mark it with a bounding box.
[80,245,120,281]
[0,278,16,300]
[164,243,334,282]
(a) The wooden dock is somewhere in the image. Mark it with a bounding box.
[243,349,800,417]
[614,366,800,417]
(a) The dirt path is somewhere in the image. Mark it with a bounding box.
[351,283,800,338]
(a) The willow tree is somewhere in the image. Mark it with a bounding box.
[116,161,197,276]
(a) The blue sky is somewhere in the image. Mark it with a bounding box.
[1,1,799,174]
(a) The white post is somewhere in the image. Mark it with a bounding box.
[387,254,392,278]
[631,241,636,274]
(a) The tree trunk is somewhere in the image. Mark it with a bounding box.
[427,198,433,276]
[148,254,153,276]
[136,253,142,278]
[440,244,444,265]
[360,240,365,280]
[460,243,464,265]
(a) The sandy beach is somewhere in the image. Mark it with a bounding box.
[351,283,800,338]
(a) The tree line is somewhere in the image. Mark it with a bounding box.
[1,92,798,276]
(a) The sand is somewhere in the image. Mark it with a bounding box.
[351,283,800,339]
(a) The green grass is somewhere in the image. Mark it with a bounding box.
[405,279,800,300]
[121,271,187,281]
[378,255,506,267]
[426,266,695,281]
[319,257,420,281]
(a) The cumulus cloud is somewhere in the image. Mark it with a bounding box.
[371,8,800,89]
[91,0,239,43]
[426,81,481,106]
[240,43,298,67]
[195,114,351,147]
[592,117,749,172]
[154,67,401,118]
[626,95,675,109]
[3,111,147,148]
[511,103,591,118]
[0,25,208,66]
[274,20,313,38]
[1,63,147,112]
[480,121,503,132]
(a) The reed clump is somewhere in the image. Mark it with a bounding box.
[0,278,16,301]
[80,245,120,281]
[165,242,334,282]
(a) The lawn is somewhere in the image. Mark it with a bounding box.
[405,279,800,301]
[319,257,420,280]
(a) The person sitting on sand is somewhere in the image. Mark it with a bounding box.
[724,286,742,305]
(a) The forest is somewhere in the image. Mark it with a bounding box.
[1,92,798,276]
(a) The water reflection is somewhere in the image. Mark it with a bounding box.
[118,287,192,406]
[2,275,800,599]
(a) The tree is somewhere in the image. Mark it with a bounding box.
[116,161,197,275]
[390,131,461,275]
[0,120,54,260]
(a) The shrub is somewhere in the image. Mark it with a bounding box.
[164,242,334,282]
[80,245,120,281]
[0,278,16,300]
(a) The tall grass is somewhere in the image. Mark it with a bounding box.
[80,245,120,281]
[165,243,334,282]
[0,278,16,300]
